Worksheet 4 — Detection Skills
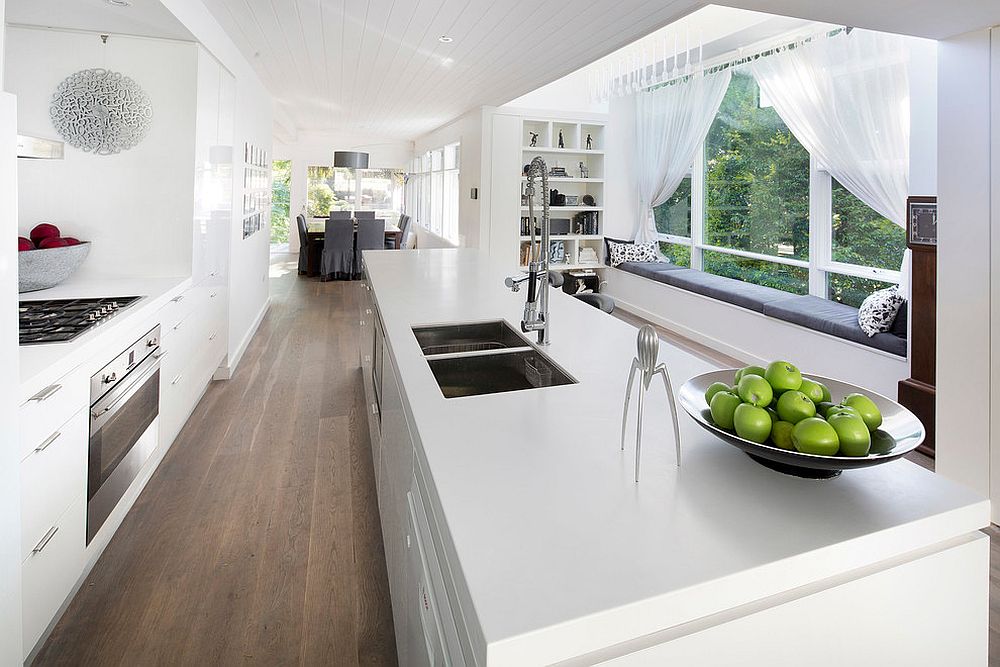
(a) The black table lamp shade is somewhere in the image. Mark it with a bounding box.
[333,151,369,169]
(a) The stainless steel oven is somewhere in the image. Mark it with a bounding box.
[88,325,161,544]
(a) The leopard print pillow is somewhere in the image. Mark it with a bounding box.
[858,288,905,337]
[609,241,659,267]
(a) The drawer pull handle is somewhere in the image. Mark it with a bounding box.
[173,322,182,331]
[171,374,183,385]
[364,355,371,363]
[209,333,217,341]
[35,431,61,453]
[210,292,218,298]
[29,384,62,402]
[33,526,58,554]
[372,403,379,415]
[360,320,365,327]
[153,350,167,360]
[171,295,185,303]
[366,309,372,315]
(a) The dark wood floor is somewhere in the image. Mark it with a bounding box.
[34,257,396,666]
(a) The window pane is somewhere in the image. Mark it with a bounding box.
[431,172,443,234]
[359,168,404,219]
[270,159,291,244]
[831,179,906,272]
[658,241,690,267]
[431,149,443,171]
[704,71,810,260]
[827,273,897,308]
[653,175,691,237]
[444,170,460,242]
[703,250,808,294]
[444,143,459,170]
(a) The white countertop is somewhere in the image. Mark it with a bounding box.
[19,274,190,401]
[364,249,990,665]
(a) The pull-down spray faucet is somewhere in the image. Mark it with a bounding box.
[505,156,551,345]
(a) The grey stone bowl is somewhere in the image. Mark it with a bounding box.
[18,242,91,293]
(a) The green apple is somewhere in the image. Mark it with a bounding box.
[817,381,832,403]
[826,405,862,420]
[770,421,795,450]
[764,360,803,394]
[765,406,779,425]
[738,374,773,408]
[792,417,840,456]
[734,365,767,384]
[776,390,816,424]
[816,401,836,418]
[704,381,732,406]
[710,391,742,430]
[828,413,871,457]
[798,378,826,404]
[870,429,897,455]
[734,404,772,443]
[842,393,883,431]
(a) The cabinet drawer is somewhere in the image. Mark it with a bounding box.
[158,289,198,334]
[20,408,88,562]
[19,371,88,461]
[22,494,87,655]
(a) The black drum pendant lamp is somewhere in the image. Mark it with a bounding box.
[333,150,369,169]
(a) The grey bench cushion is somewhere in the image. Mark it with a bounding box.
[658,269,791,313]
[763,295,906,357]
[617,261,686,281]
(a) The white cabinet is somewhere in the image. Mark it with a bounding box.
[18,370,88,461]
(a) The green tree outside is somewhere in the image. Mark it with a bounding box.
[270,159,291,245]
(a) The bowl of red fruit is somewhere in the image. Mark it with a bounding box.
[18,223,90,293]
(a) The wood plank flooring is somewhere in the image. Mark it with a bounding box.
[29,259,1000,665]
[33,256,396,666]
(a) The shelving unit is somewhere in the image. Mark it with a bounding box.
[518,117,607,272]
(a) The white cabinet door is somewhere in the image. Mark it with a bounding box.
[405,489,450,667]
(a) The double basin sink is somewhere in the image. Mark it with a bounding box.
[412,321,576,398]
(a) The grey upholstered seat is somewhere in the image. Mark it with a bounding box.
[356,218,385,276]
[658,269,790,313]
[296,214,309,275]
[763,296,906,356]
[329,210,351,221]
[387,213,411,249]
[320,218,354,279]
[354,210,376,219]
[617,261,686,281]
[548,271,615,313]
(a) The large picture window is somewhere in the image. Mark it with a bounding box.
[407,142,460,244]
[306,166,403,220]
[650,69,904,304]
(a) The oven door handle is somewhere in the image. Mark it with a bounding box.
[91,352,160,427]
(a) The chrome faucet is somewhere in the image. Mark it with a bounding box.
[505,156,551,345]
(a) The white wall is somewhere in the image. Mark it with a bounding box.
[935,29,993,506]
[412,107,489,249]
[503,69,609,115]
[7,28,198,279]
[158,0,274,376]
[273,131,411,253]
[604,94,639,240]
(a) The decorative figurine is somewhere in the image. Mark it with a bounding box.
[529,131,538,147]
[620,325,681,482]
[586,133,593,150]
[558,130,565,149]
[579,161,589,179]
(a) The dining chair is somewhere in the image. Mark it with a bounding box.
[387,214,411,249]
[354,210,376,219]
[355,218,386,277]
[329,210,352,221]
[320,217,355,281]
[296,214,309,275]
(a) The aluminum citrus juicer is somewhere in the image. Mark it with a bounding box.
[621,324,682,481]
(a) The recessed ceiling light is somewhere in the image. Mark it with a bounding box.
[441,57,454,68]
[438,35,453,43]
[105,0,132,6]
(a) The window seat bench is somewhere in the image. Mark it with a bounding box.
[615,261,906,357]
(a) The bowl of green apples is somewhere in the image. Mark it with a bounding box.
[677,361,925,478]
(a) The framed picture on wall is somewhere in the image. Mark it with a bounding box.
[906,196,937,249]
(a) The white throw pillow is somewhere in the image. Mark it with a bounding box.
[608,240,660,267]
[858,288,905,337]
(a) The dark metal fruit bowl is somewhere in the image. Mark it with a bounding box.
[678,369,925,479]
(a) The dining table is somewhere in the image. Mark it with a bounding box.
[304,217,403,277]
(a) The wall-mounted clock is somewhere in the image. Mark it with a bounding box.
[906,196,937,249]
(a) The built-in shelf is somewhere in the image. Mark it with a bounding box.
[520,177,604,184]
[520,234,603,241]
[519,263,606,271]
[521,146,605,156]
[521,206,603,213]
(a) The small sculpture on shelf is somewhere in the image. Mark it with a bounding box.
[529,131,538,147]
[579,161,589,179]
[586,133,593,150]
[558,130,565,149]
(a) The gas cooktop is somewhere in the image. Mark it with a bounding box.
[19,296,142,345]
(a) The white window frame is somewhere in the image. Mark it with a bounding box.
[654,107,901,300]
[409,142,461,243]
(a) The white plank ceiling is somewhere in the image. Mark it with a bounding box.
[200,0,1000,143]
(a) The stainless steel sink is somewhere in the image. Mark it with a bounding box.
[412,320,531,356]
[426,349,576,399]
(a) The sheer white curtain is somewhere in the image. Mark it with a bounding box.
[751,29,910,227]
[634,69,731,243]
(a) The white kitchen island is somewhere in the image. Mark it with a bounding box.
[360,248,990,666]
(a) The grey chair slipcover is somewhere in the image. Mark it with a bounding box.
[356,218,386,275]
[354,210,376,219]
[296,214,309,274]
[388,214,411,249]
[329,210,351,221]
[321,218,355,278]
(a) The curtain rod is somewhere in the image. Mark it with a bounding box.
[645,26,851,92]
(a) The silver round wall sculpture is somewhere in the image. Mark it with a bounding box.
[49,68,153,155]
